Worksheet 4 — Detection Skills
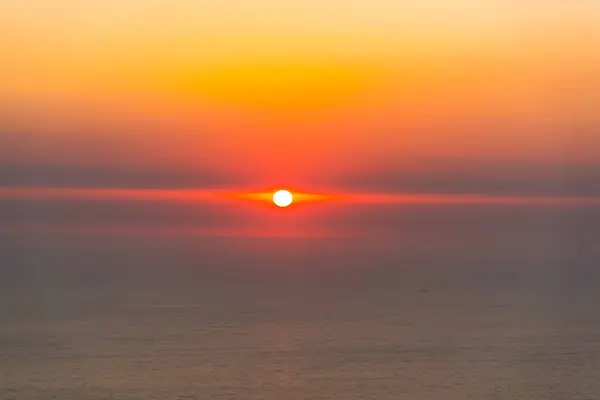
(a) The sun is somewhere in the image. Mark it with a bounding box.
[273,190,293,208]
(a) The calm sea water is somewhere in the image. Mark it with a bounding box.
[1,276,600,399]
[1,204,600,399]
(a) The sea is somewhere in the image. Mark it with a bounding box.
[1,202,599,399]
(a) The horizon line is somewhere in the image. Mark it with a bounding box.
[1,186,600,206]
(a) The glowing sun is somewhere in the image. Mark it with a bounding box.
[273,190,293,207]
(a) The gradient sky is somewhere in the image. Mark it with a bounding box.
[2,0,599,193]
[1,0,600,266]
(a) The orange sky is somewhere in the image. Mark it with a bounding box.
[1,0,599,195]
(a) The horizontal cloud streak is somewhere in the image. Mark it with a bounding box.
[2,187,600,206]
[0,161,241,189]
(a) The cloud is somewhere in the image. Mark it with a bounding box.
[332,158,600,197]
[0,161,241,189]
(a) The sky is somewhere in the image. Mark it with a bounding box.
[1,1,600,279]
[2,0,599,191]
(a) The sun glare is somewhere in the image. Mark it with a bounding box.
[273,190,293,207]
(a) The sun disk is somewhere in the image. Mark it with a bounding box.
[273,190,293,207]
